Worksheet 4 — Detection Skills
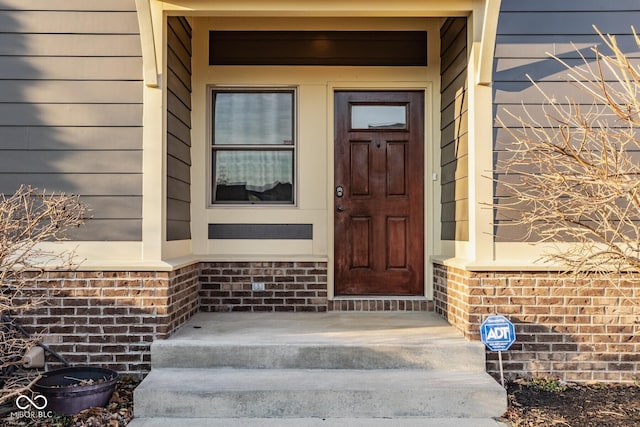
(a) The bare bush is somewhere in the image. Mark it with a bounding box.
[0,185,86,404]
[497,27,640,276]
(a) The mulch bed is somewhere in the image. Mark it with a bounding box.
[3,376,640,426]
[504,380,640,427]
[1,376,139,427]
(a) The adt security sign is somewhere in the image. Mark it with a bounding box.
[481,315,516,352]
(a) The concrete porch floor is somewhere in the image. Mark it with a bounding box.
[168,311,470,346]
[151,311,493,373]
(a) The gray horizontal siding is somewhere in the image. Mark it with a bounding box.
[497,12,640,36]
[0,0,143,241]
[0,1,136,10]
[441,111,468,150]
[0,151,141,173]
[494,81,607,104]
[80,196,142,219]
[0,81,142,103]
[167,199,190,221]
[0,34,142,56]
[167,92,191,128]
[66,219,142,241]
[0,11,139,34]
[0,104,141,126]
[500,0,640,12]
[167,108,190,138]
[168,48,192,92]
[167,176,190,201]
[0,174,142,196]
[440,17,468,241]
[0,127,142,150]
[167,221,191,241]
[168,22,192,72]
[0,57,142,79]
[441,154,468,184]
[167,133,191,164]
[166,16,192,241]
[494,35,640,59]
[493,0,640,242]
[167,155,190,184]
[167,68,192,109]
[494,58,640,83]
[494,104,628,130]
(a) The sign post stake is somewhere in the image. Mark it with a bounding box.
[498,351,504,387]
[480,314,516,388]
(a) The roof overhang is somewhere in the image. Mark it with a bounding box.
[155,0,474,17]
[137,0,501,87]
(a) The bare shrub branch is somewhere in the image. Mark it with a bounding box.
[496,27,640,277]
[0,185,86,404]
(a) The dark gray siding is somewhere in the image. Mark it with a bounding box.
[440,17,468,241]
[493,0,640,241]
[166,16,192,241]
[0,0,143,241]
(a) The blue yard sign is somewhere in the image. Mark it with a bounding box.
[481,315,516,352]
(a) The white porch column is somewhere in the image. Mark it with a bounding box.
[137,0,166,262]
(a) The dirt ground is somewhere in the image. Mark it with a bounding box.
[503,379,640,427]
[3,377,640,426]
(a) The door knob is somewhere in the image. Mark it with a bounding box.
[336,205,345,212]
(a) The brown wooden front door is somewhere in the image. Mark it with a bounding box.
[334,91,424,295]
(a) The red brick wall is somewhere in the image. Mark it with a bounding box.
[17,263,199,375]
[200,261,328,312]
[166,265,200,335]
[434,263,640,383]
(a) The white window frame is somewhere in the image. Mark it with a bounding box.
[208,86,298,206]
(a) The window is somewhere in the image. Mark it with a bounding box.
[351,105,407,130]
[211,88,296,204]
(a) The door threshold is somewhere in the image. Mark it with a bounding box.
[328,296,433,312]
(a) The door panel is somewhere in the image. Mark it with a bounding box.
[386,142,407,195]
[387,216,408,268]
[350,217,372,268]
[350,142,370,195]
[334,91,424,296]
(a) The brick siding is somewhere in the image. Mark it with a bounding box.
[434,262,640,383]
[17,259,435,376]
[199,261,329,312]
[199,261,434,312]
[328,298,433,311]
[23,258,619,381]
[16,264,199,376]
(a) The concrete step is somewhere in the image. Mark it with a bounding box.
[134,313,507,424]
[152,340,486,370]
[151,312,487,371]
[128,417,510,427]
[134,368,507,419]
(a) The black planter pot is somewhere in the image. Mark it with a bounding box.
[33,366,118,416]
